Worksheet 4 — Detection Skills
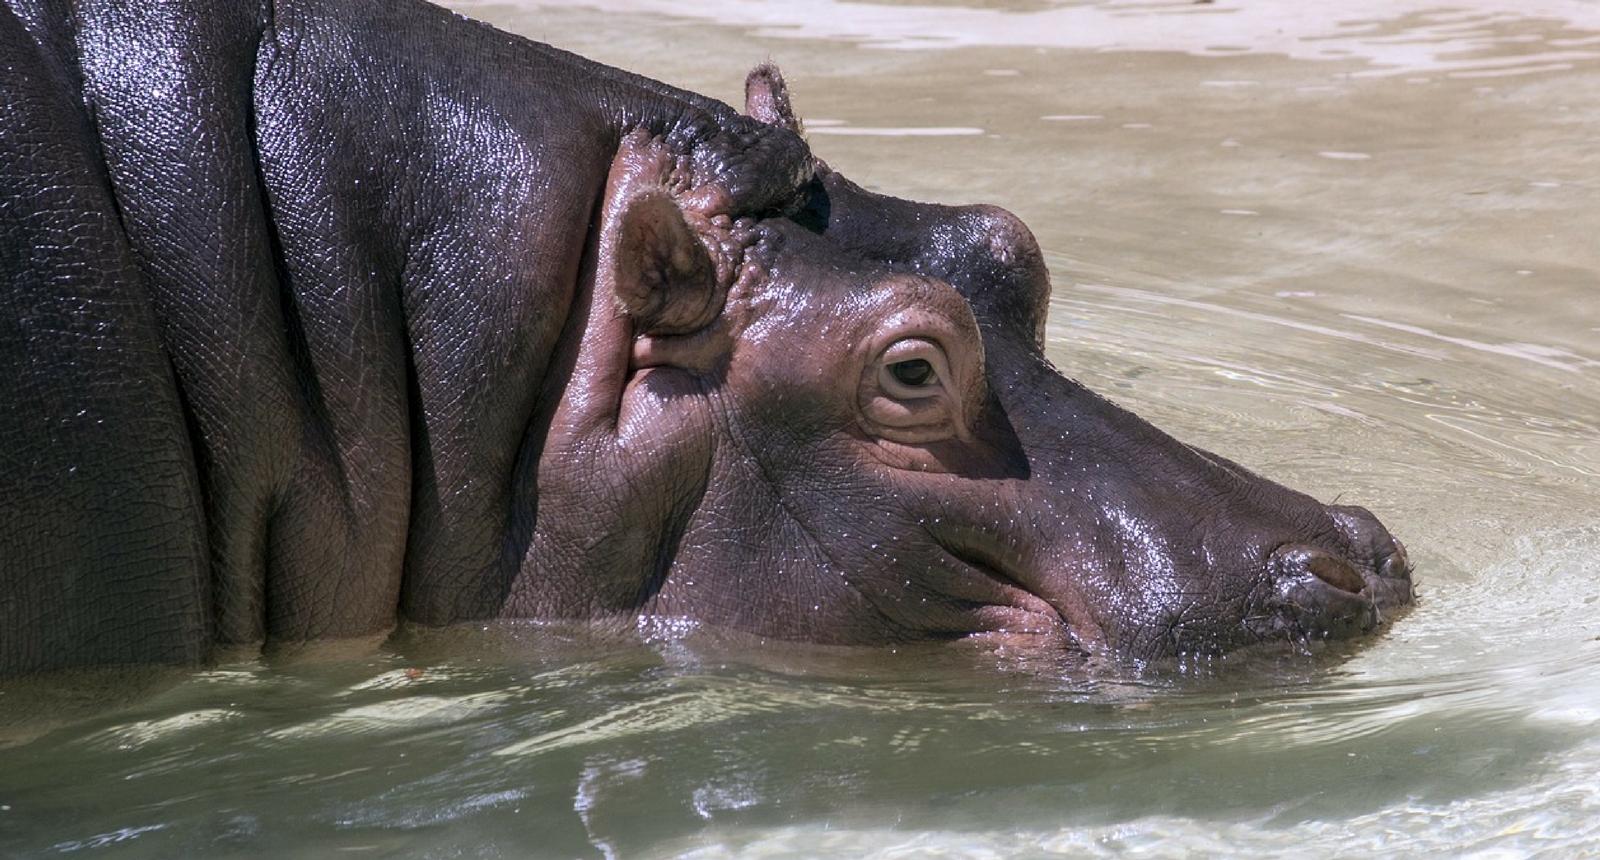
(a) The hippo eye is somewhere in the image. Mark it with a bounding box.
[889,359,935,387]
[876,338,950,400]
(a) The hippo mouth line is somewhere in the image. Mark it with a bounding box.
[923,523,1418,653]
[931,535,1080,641]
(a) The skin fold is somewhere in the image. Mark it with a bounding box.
[0,0,1412,678]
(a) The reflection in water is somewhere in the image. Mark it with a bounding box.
[4,0,1600,856]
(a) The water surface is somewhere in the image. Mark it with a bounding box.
[4,1,1599,855]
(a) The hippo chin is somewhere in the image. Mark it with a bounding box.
[0,0,1412,678]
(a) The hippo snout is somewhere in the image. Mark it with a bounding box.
[1329,506,1413,578]
[1256,510,1415,644]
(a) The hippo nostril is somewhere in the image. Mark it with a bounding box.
[1307,554,1366,594]
[1262,544,1381,642]
[1273,544,1366,594]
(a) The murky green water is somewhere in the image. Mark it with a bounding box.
[4,1,1599,855]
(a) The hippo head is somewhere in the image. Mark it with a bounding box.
[524,72,1414,663]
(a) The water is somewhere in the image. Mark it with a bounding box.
[4,0,1599,855]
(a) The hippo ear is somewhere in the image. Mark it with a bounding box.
[745,62,803,134]
[609,187,721,336]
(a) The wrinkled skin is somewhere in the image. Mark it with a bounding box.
[0,0,1412,677]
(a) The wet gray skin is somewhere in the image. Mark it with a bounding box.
[0,0,1411,677]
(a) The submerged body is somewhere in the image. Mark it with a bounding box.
[0,0,1411,677]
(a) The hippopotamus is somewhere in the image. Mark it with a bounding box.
[0,0,1413,677]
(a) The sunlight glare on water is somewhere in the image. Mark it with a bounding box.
[2,0,1599,856]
